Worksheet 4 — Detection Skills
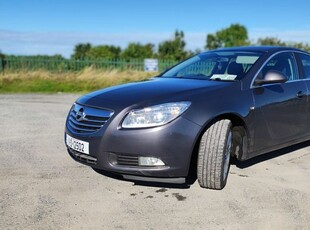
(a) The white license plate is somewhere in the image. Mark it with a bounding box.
[66,134,89,154]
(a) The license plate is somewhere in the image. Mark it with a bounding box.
[66,134,89,154]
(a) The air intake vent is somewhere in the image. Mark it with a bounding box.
[117,155,139,166]
[109,153,139,167]
[67,104,114,134]
[68,148,97,165]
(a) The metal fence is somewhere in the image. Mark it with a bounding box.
[0,57,178,73]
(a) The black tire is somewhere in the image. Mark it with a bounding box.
[197,119,232,190]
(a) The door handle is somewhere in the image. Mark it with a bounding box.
[296,91,305,98]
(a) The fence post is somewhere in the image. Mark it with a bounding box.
[0,58,3,73]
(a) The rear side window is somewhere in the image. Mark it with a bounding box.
[298,53,310,79]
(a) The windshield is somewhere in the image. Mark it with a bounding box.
[161,51,263,81]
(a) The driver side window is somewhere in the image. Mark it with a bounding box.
[258,52,298,82]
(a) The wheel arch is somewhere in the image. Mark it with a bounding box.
[187,112,249,181]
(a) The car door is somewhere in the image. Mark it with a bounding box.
[296,52,310,135]
[251,52,308,152]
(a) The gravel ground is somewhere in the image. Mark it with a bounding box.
[0,94,309,230]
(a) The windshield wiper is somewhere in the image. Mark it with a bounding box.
[161,74,208,80]
[177,73,208,79]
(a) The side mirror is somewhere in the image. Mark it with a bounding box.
[255,70,287,86]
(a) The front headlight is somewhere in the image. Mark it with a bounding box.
[122,102,191,128]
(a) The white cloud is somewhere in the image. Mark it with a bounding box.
[0,29,309,58]
[249,28,310,43]
[0,30,206,57]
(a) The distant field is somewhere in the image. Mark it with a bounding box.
[0,68,155,93]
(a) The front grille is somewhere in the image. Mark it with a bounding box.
[109,153,139,167]
[68,148,97,165]
[67,103,114,134]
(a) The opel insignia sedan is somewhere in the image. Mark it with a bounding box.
[65,46,310,190]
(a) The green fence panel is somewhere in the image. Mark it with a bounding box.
[2,57,179,73]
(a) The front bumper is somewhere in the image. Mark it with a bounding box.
[65,115,201,182]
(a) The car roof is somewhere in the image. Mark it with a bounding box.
[206,46,304,54]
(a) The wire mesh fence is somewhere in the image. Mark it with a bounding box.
[0,57,178,73]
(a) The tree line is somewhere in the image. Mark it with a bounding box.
[71,23,310,60]
[71,30,190,61]
[1,24,309,61]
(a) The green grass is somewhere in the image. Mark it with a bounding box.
[0,68,155,93]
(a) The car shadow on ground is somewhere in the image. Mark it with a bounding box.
[231,140,310,169]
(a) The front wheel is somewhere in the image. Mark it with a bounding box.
[197,119,232,190]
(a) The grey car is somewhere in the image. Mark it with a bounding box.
[65,46,310,190]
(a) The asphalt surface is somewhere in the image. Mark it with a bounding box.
[0,94,309,230]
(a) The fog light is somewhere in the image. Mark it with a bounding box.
[138,157,165,166]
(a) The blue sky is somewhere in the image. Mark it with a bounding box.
[1,0,310,57]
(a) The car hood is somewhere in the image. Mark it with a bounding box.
[77,77,234,110]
